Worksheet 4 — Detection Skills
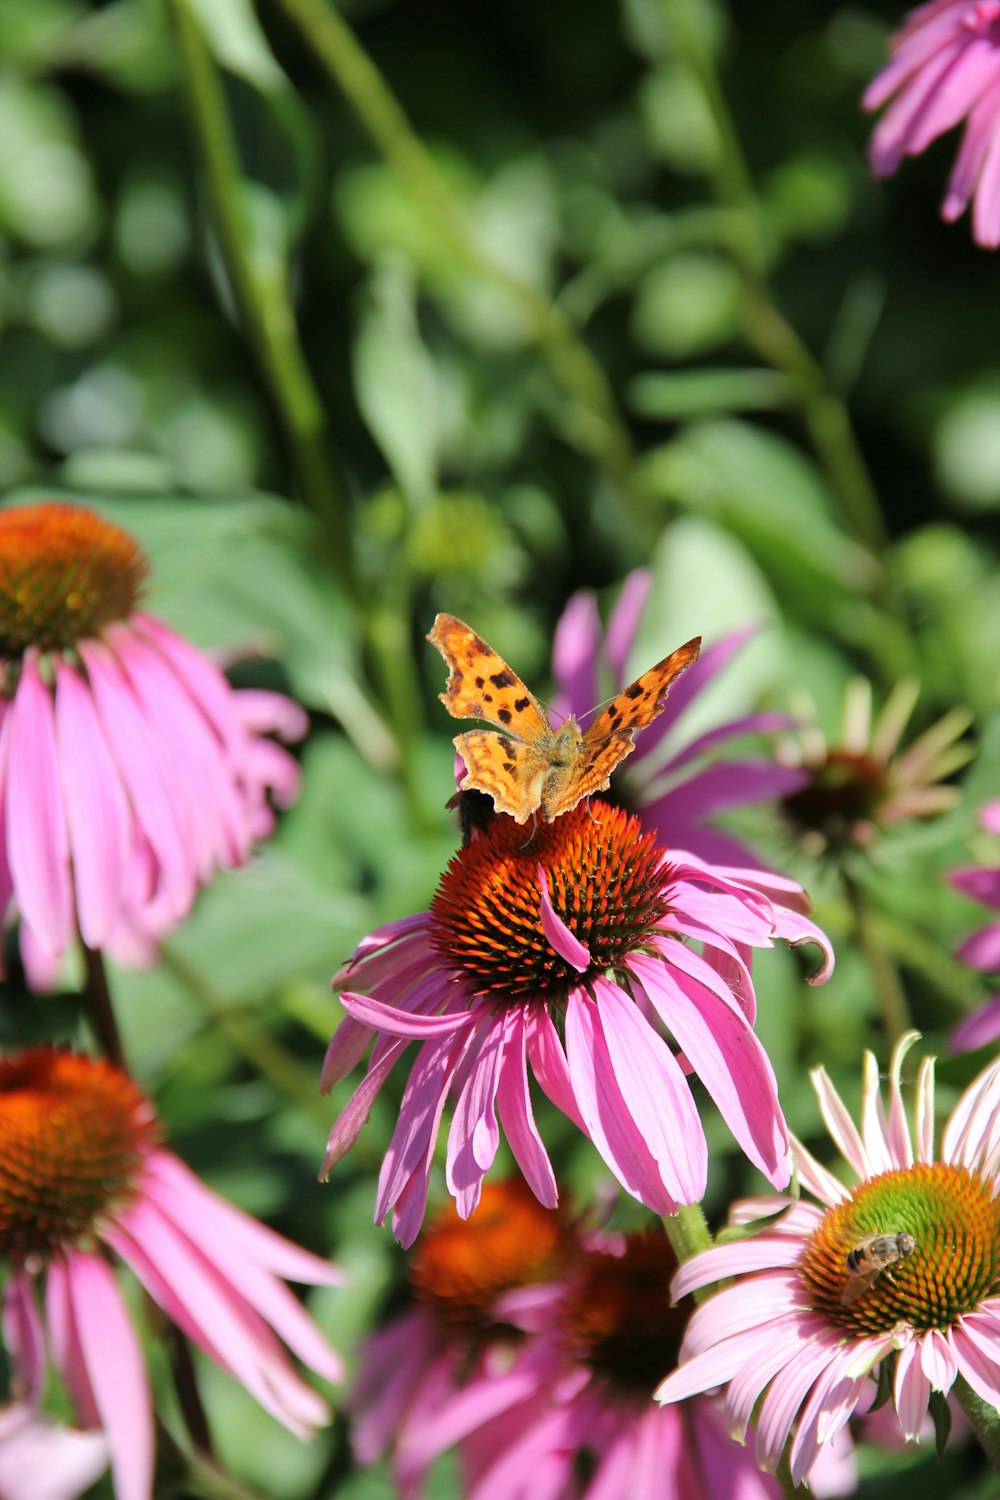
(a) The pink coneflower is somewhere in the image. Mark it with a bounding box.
[655,1031,1000,1481]
[380,1221,856,1500]
[550,571,807,867]
[0,1048,343,1500]
[863,1,1000,247]
[351,1177,575,1497]
[949,800,1000,1051]
[0,1405,108,1500]
[0,501,306,978]
[321,799,833,1246]
[778,678,972,858]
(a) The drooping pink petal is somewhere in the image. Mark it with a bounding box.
[53,659,130,950]
[0,1405,108,1500]
[551,590,600,719]
[45,1261,100,1428]
[65,1250,154,1500]
[894,1339,931,1437]
[604,568,651,687]
[321,1038,409,1177]
[447,1017,505,1217]
[6,653,72,955]
[951,995,1000,1053]
[524,1008,587,1132]
[2,1275,45,1403]
[495,1009,558,1208]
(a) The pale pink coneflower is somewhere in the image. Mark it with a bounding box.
[777,676,972,858]
[550,571,808,868]
[0,501,307,981]
[656,1031,1000,1481]
[0,1048,344,1500]
[320,799,833,1246]
[0,1404,108,1500]
[863,1,1000,247]
[949,799,1000,1051]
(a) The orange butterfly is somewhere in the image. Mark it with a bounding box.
[427,613,701,825]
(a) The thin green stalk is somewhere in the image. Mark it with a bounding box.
[663,1201,712,1266]
[166,0,354,585]
[270,0,648,529]
[659,0,890,555]
[80,942,125,1067]
[841,868,910,1045]
[953,1377,1000,1472]
[160,945,332,1130]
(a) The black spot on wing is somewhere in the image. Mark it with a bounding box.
[514,696,531,714]
[498,736,517,758]
[490,669,516,689]
[624,683,645,700]
[475,676,485,689]
[503,761,517,775]
[497,708,512,724]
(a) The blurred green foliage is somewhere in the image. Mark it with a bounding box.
[3,0,1000,1495]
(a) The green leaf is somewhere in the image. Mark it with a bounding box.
[631,253,743,359]
[629,367,789,419]
[353,258,439,506]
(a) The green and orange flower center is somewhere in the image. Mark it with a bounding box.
[799,1162,1000,1333]
[559,1229,688,1397]
[429,802,671,998]
[0,1048,157,1265]
[0,502,148,658]
[782,749,888,851]
[409,1178,573,1329]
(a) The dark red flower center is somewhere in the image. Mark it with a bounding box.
[409,1178,573,1329]
[428,801,672,999]
[0,502,148,659]
[781,748,887,851]
[0,1048,157,1265]
[559,1229,689,1397]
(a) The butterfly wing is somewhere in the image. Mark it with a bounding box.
[540,636,701,820]
[428,614,555,823]
[452,729,551,824]
[427,614,553,740]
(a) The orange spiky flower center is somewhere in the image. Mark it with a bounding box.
[799,1162,1000,1334]
[0,502,148,658]
[429,801,671,998]
[0,1049,157,1265]
[559,1229,689,1397]
[409,1178,573,1329]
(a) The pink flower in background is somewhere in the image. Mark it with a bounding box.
[0,501,306,981]
[0,1049,343,1500]
[863,0,1000,246]
[656,1032,1000,1481]
[0,1405,108,1500]
[949,799,1000,1050]
[321,799,833,1246]
[551,571,807,867]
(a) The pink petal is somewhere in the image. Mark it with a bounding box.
[375,1032,472,1244]
[951,995,1000,1053]
[524,1008,587,1131]
[53,659,130,949]
[6,655,72,955]
[320,1038,409,1177]
[45,1262,100,1427]
[538,867,590,970]
[340,989,481,1037]
[552,591,600,718]
[495,1008,558,1207]
[604,568,652,687]
[446,1017,505,1216]
[65,1250,153,1500]
[2,1274,45,1403]
[894,1339,930,1437]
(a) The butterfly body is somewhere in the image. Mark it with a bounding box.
[427,613,701,825]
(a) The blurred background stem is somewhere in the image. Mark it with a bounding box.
[166,0,355,590]
[659,0,890,556]
[270,0,653,536]
[81,943,125,1067]
[841,869,911,1045]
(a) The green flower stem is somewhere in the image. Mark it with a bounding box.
[80,942,125,1068]
[663,1201,713,1267]
[368,574,429,828]
[269,0,649,531]
[658,0,890,555]
[841,868,911,1045]
[166,0,354,588]
[160,944,333,1130]
[953,1377,1000,1472]
[170,1326,215,1459]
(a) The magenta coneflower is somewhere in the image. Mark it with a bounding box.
[863,1,1000,247]
[0,1405,108,1500]
[321,799,832,1246]
[551,571,807,867]
[378,1221,856,1500]
[656,1031,1000,1481]
[0,1048,343,1500]
[949,800,1000,1051]
[0,501,306,978]
[351,1177,575,1497]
